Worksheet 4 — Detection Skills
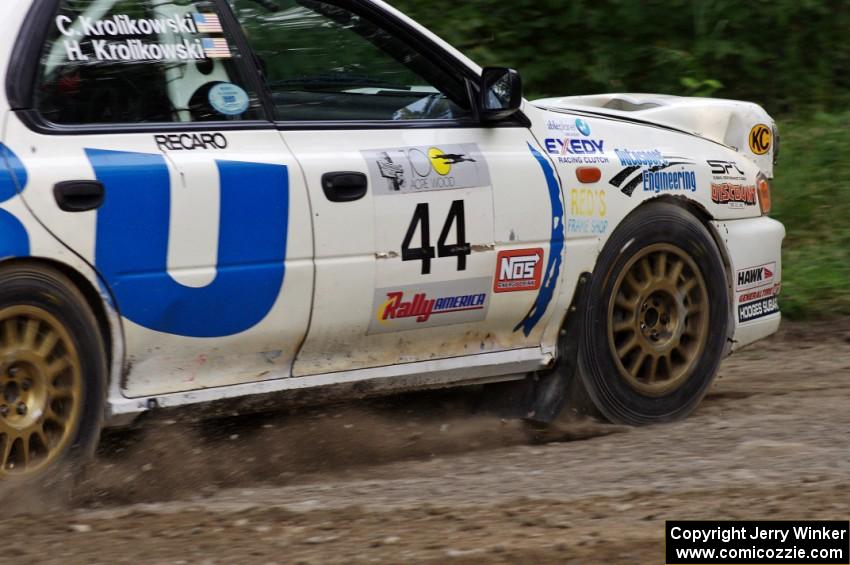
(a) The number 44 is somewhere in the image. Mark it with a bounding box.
[402,200,471,275]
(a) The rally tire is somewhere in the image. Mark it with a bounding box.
[0,263,106,481]
[578,202,729,425]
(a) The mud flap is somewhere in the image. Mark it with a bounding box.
[479,273,591,424]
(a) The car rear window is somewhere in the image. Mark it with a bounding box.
[35,0,265,125]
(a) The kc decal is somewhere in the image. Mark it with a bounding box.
[494,249,544,293]
[87,149,289,338]
[749,124,772,156]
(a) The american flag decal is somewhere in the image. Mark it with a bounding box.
[202,38,231,59]
[193,13,223,33]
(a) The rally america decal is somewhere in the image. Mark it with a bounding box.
[368,278,491,334]
[362,144,491,196]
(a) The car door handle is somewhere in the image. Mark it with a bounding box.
[53,180,105,212]
[321,172,368,203]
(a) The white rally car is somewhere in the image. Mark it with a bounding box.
[0,0,784,480]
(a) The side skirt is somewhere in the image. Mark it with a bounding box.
[105,347,553,426]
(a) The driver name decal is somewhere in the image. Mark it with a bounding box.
[56,12,232,63]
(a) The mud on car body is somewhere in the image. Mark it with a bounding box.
[0,0,784,479]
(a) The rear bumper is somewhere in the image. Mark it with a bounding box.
[711,216,786,351]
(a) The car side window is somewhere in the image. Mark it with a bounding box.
[35,0,265,125]
[226,0,473,122]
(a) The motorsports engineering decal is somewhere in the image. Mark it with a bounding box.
[363,144,491,195]
[609,149,697,197]
[369,278,491,334]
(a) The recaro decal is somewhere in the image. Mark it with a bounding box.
[87,149,288,338]
[0,145,30,258]
[514,143,564,337]
[155,133,228,151]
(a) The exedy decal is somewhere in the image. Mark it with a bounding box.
[609,149,696,197]
[363,144,490,196]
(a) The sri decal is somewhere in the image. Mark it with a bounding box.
[368,278,491,334]
[736,262,776,291]
[515,144,564,337]
[87,149,289,338]
[609,149,696,197]
[568,188,608,235]
[363,144,491,196]
[711,182,757,207]
[0,145,30,258]
[707,159,747,182]
[749,124,772,155]
[494,249,544,293]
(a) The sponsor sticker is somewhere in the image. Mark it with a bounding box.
[736,262,776,291]
[544,138,608,165]
[711,182,757,207]
[738,296,779,323]
[363,144,490,195]
[154,132,229,151]
[494,249,544,293]
[368,278,491,334]
[707,159,747,182]
[749,124,772,155]
[739,284,781,305]
[609,149,696,197]
[208,83,249,116]
[568,188,608,235]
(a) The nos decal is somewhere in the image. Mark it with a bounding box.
[87,149,288,338]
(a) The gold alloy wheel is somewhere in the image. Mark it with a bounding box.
[0,306,82,477]
[607,243,710,397]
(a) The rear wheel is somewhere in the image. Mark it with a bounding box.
[0,264,106,481]
[578,202,729,424]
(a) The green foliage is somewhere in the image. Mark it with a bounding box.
[390,1,850,319]
[389,0,850,116]
[771,114,850,319]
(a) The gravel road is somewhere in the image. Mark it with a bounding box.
[1,318,848,564]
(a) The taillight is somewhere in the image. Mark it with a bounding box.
[757,176,772,215]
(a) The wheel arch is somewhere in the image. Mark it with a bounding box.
[0,256,116,370]
[620,195,737,352]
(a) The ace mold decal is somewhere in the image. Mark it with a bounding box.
[363,144,491,195]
